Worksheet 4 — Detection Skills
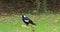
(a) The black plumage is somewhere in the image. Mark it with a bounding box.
[22,15,36,26]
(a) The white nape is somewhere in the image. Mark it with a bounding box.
[24,15,27,17]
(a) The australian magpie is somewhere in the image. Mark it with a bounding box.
[22,15,36,26]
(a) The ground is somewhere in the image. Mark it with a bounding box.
[0,14,60,32]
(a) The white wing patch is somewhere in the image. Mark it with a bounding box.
[25,20,29,22]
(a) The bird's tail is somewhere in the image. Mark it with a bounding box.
[32,23,36,25]
[30,21,36,25]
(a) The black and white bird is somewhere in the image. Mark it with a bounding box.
[22,15,36,26]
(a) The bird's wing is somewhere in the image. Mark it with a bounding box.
[24,20,29,22]
[24,17,30,22]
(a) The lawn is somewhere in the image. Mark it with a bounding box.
[0,14,60,32]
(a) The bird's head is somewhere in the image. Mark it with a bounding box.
[22,15,27,18]
[24,15,27,17]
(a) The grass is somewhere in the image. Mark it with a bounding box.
[0,14,60,32]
